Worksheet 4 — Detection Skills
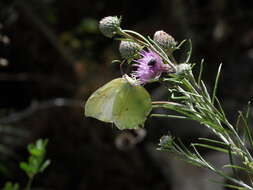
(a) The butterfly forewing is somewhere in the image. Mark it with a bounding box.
[85,78,125,123]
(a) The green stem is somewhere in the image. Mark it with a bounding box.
[24,175,34,190]
[116,28,148,46]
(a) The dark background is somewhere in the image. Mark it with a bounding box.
[0,0,253,190]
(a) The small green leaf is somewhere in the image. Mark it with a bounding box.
[3,182,19,190]
[20,162,36,175]
[29,148,43,157]
[39,160,51,173]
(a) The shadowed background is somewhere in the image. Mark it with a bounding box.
[0,0,253,190]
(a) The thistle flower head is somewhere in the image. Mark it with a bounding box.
[153,30,177,52]
[132,49,171,84]
[99,16,121,38]
[119,41,142,59]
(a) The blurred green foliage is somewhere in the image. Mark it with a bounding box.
[1,139,50,190]
[20,139,50,178]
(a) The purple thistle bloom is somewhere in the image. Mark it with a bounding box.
[132,49,171,84]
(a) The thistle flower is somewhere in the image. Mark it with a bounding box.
[132,50,171,84]
[153,30,177,52]
[99,16,121,38]
[119,41,142,59]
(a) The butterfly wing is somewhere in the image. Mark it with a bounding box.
[85,78,125,123]
[112,81,152,130]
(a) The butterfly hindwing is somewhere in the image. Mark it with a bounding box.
[112,81,152,130]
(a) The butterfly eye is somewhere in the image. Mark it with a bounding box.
[148,59,156,66]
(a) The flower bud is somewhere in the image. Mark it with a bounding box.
[119,41,141,59]
[99,16,121,38]
[153,30,177,52]
[175,63,191,75]
[159,135,174,148]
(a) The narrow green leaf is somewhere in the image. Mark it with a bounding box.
[185,39,192,63]
[177,138,192,155]
[239,111,253,149]
[199,138,227,145]
[214,96,226,119]
[209,179,247,190]
[171,93,188,100]
[212,63,222,104]
[151,114,187,119]
[181,78,199,94]
[111,60,122,64]
[197,59,204,85]
[228,145,237,177]
[246,101,251,124]
[179,89,202,98]
[198,119,225,133]
[236,113,242,133]
[200,80,211,101]
[176,39,187,49]
[223,164,253,174]
[191,145,213,169]
[163,77,183,84]
[192,143,228,153]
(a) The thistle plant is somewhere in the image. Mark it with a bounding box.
[85,16,253,189]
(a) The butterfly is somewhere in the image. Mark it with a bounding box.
[85,75,152,130]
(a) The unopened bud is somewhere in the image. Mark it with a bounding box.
[119,41,141,59]
[153,30,177,52]
[159,135,174,149]
[99,16,121,38]
[175,63,191,75]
